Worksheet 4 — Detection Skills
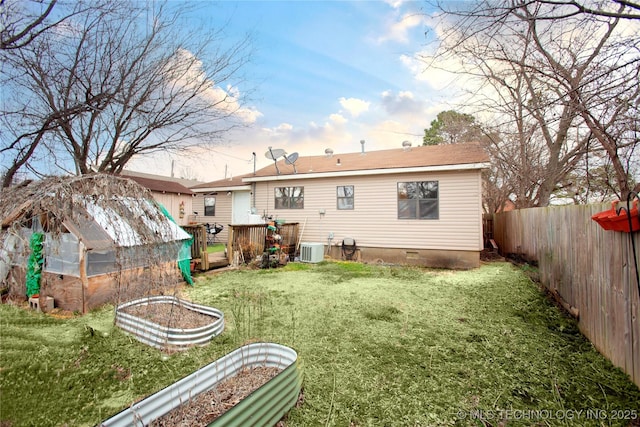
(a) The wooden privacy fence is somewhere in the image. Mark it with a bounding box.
[493,204,640,387]
[227,223,299,265]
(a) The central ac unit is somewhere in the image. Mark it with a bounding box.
[300,242,324,263]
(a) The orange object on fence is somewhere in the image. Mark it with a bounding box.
[591,200,640,233]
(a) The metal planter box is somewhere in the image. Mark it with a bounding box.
[115,296,224,351]
[100,342,302,427]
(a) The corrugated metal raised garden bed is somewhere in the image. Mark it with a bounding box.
[100,342,302,427]
[115,295,224,351]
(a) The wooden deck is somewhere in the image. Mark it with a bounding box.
[190,250,228,272]
[207,251,229,269]
[182,224,230,271]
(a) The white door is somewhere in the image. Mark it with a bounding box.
[232,191,252,225]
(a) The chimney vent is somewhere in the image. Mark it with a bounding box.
[325,148,334,157]
[360,139,365,154]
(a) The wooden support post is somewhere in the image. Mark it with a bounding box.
[227,225,234,266]
[78,241,88,314]
[201,227,210,271]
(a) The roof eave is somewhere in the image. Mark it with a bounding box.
[243,162,490,183]
[191,185,252,193]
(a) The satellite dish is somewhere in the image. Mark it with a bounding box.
[265,147,286,160]
[265,147,285,174]
[285,152,299,164]
[285,152,299,174]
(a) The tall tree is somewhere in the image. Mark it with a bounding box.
[1,0,96,186]
[425,0,639,204]
[423,110,481,145]
[421,110,513,212]
[513,2,639,201]
[1,0,253,187]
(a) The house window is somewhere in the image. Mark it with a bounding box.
[275,187,304,209]
[204,196,216,216]
[397,181,439,219]
[337,185,354,210]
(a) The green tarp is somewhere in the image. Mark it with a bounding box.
[25,232,44,297]
[156,203,193,286]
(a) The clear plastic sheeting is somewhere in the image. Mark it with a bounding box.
[85,243,183,277]
[4,228,31,266]
[86,249,118,277]
[1,227,37,286]
[79,196,190,248]
[0,233,19,284]
[125,198,191,243]
[43,233,80,277]
[83,200,143,247]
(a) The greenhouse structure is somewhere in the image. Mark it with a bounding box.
[0,175,192,313]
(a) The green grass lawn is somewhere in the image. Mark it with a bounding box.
[1,261,639,426]
[206,243,226,253]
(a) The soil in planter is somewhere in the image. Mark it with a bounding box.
[148,365,283,426]
[120,303,217,329]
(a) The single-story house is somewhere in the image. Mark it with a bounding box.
[0,174,192,313]
[241,142,489,269]
[121,171,196,226]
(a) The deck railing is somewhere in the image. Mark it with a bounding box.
[227,223,299,265]
[182,224,209,270]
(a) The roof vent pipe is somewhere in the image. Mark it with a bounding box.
[360,139,365,154]
[402,140,412,151]
[325,148,334,158]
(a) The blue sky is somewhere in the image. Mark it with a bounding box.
[128,0,459,181]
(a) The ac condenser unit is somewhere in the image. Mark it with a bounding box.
[300,242,324,263]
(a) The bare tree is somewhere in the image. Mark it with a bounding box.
[1,0,96,186]
[425,0,639,203]
[431,1,640,24]
[539,0,640,19]
[1,0,253,187]
[518,2,640,199]
[1,0,64,50]
[503,0,640,20]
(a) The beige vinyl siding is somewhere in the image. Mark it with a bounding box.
[192,193,233,242]
[150,192,193,226]
[253,169,483,251]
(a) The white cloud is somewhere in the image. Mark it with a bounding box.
[264,122,294,134]
[308,113,349,139]
[399,52,464,92]
[377,13,426,44]
[384,0,404,8]
[339,97,370,117]
[360,119,423,152]
[200,84,262,125]
[380,90,424,116]
[167,49,262,125]
[235,106,263,124]
[329,113,348,124]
